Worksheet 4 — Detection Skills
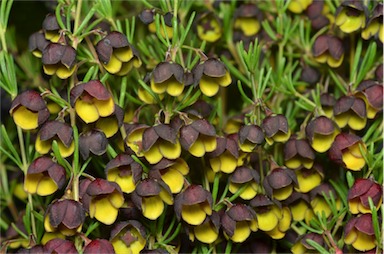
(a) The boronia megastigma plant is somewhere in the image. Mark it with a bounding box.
[0,0,383,253]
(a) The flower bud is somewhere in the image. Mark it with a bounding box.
[79,129,108,160]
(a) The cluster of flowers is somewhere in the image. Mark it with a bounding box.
[2,0,383,253]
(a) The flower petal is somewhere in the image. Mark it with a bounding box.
[194,222,218,244]
[37,176,58,196]
[92,197,118,225]
[13,106,39,130]
[159,140,181,160]
[182,204,207,225]
[94,97,115,117]
[142,196,164,220]
[75,100,99,123]
[200,76,220,97]
[103,54,122,74]
[161,168,184,194]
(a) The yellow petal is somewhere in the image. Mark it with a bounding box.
[144,145,163,164]
[295,170,322,193]
[58,140,75,158]
[197,23,221,43]
[209,157,221,172]
[231,221,251,243]
[342,150,365,171]
[44,215,56,232]
[109,191,124,208]
[327,54,344,68]
[311,197,331,217]
[189,138,206,157]
[56,65,75,79]
[219,151,237,174]
[203,136,217,153]
[344,229,357,244]
[200,76,220,97]
[273,185,293,201]
[43,64,57,75]
[112,239,132,254]
[266,227,285,239]
[103,54,122,74]
[315,54,328,64]
[13,106,39,130]
[348,114,366,130]
[311,133,336,153]
[159,140,181,160]
[272,131,290,143]
[142,196,164,220]
[159,189,173,205]
[339,15,364,33]
[41,232,65,245]
[348,199,360,214]
[113,173,136,194]
[239,182,258,200]
[138,87,156,104]
[36,176,58,196]
[352,231,376,251]
[218,71,232,87]
[362,21,380,39]
[182,204,207,225]
[291,242,306,254]
[96,117,119,138]
[161,168,184,193]
[94,97,115,117]
[24,173,41,194]
[75,100,99,123]
[166,79,184,97]
[285,157,302,169]
[291,200,309,221]
[91,197,118,225]
[151,79,167,94]
[256,210,278,231]
[279,207,292,231]
[35,135,52,155]
[114,47,133,62]
[234,18,260,36]
[194,222,218,244]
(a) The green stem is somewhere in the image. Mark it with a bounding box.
[73,0,83,34]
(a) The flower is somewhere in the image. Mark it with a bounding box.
[28,31,49,58]
[228,166,260,200]
[86,178,124,225]
[288,0,313,14]
[42,43,76,79]
[284,192,314,223]
[175,185,213,226]
[310,183,340,218]
[96,31,141,75]
[333,95,367,130]
[131,178,173,220]
[306,1,334,30]
[348,178,382,214]
[233,4,262,37]
[294,163,324,193]
[24,156,66,196]
[284,137,315,170]
[35,121,74,158]
[208,136,239,174]
[291,233,326,254]
[10,90,50,130]
[150,62,185,97]
[44,238,77,254]
[355,80,383,119]
[329,133,366,171]
[144,11,175,39]
[110,221,146,254]
[83,239,115,254]
[344,214,376,252]
[196,12,222,43]
[263,167,297,201]
[320,93,336,118]
[124,123,149,156]
[238,124,265,152]
[361,3,383,42]
[105,153,143,194]
[149,158,189,194]
[312,34,344,68]
[95,104,124,138]
[142,124,181,164]
[189,212,220,244]
[180,119,217,157]
[42,13,65,42]
[335,0,367,33]
[70,80,115,124]
[193,58,232,97]
[305,116,339,153]
[221,204,257,243]
[261,114,291,145]
[44,199,85,236]
[79,129,108,159]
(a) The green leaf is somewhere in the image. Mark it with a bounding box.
[306,239,329,254]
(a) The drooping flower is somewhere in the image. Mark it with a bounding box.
[284,137,315,170]
[96,31,141,76]
[306,1,334,30]
[288,0,313,14]
[294,163,324,193]
[320,93,336,118]
[348,178,382,214]
[105,153,143,194]
[24,156,66,196]
[312,34,344,68]
[208,136,239,174]
[95,104,124,138]
[284,191,314,223]
[238,124,265,152]
[42,43,76,79]
[333,95,367,130]
[131,178,173,220]
[305,116,340,153]
[35,121,74,158]
[86,178,124,225]
[229,166,260,200]
[291,232,326,254]
[361,3,383,42]
[83,239,115,254]
[261,114,291,145]
[263,167,297,201]
[70,80,115,124]
[188,212,220,244]
[329,133,366,171]
[196,12,222,43]
[233,4,262,37]
[310,183,340,218]
[344,214,377,252]
[10,90,50,130]
[44,238,77,254]
[79,129,108,160]
[42,13,65,42]
[110,221,146,254]
[28,31,49,58]
[335,0,367,33]
[124,123,149,156]
[355,80,383,119]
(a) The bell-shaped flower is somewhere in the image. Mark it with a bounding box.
[238,124,265,152]
[291,233,326,254]
[348,178,382,214]
[35,121,74,158]
[208,136,239,174]
[361,3,383,42]
[105,153,143,194]
[44,199,85,236]
[355,80,383,119]
[132,178,173,220]
[79,129,108,160]
[335,0,367,33]
[142,124,181,164]
[196,12,222,43]
[110,220,146,254]
[333,95,367,130]
[44,238,77,253]
[95,104,124,138]
[306,1,334,30]
[86,178,124,225]
[70,80,115,124]
[320,93,336,118]
[28,31,49,58]
[263,167,298,201]
[312,34,344,68]
[42,13,65,42]
[284,192,314,223]
[83,239,115,254]
[261,114,291,145]
[96,31,141,76]
[344,214,376,252]
[42,43,76,79]
[229,166,260,200]
[150,62,185,97]
[10,90,50,130]
[284,137,315,170]
[149,158,189,194]
[193,58,232,97]
[24,156,66,196]
[188,212,220,244]
[309,183,340,218]
[175,185,213,226]
[180,119,217,157]
[233,4,262,37]
[294,163,324,193]
[305,116,339,153]
[288,0,313,14]
[124,123,149,156]
[221,204,257,243]
[329,132,366,171]
[142,11,174,39]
